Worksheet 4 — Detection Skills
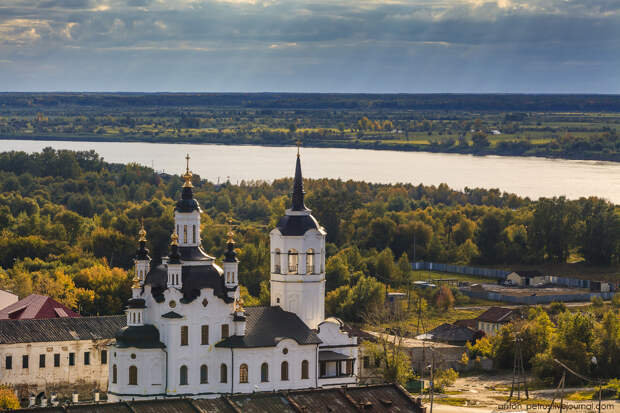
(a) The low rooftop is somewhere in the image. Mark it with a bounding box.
[9,384,425,413]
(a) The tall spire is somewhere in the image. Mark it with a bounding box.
[291,142,307,211]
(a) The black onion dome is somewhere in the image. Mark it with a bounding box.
[115,325,165,349]
[144,264,167,303]
[168,243,181,264]
[180,264,229,304]
[224,241,238,263]
[276,214,321,236]
[134,241,150,261]
[175,186,201,213]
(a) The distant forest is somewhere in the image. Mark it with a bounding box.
[0,148,618,318]
[0,93,619,161]
[3,93,620,111]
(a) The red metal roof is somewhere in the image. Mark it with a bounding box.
[0,294,80,320]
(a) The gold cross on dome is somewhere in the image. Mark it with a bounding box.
[185,153,190,173]
[296,140,301,156]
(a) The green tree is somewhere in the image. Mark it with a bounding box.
[579,198,620,265]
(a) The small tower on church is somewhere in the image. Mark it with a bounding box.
[175,154,202,248]
[270,143,326,329]
[134,219,150,285]
[167,232,182,288]
[223,226,239,290]
[127,276,145,326]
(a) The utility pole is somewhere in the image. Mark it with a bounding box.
[429,350,435,413]
[509,334,529,400]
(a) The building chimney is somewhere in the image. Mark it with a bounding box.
[28,394,35,407]
[72,392,79,403]
[40,396,47,408]
[94,390,100,403]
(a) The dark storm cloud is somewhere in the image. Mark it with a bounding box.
[0,0,618,92]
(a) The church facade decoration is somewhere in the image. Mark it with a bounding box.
[108,151,358,401]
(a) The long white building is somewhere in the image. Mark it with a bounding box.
[108,151,358,401]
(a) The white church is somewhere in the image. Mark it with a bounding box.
[108,151,359,400]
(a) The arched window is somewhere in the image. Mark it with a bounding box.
[239,364,248,383]
[112,364,117,384]
[301,360,309,379]
[274,249,281,273]
[183,225,188,243]
[288,249,298,274]
[281,361,289,381]
[200,365,208,384]
[306,249,314,274]
[220,363,227,383]
[261,362,269,382]
[180,365,188,385]
[128,365,138,385]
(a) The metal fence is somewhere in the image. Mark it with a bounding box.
[411,261,510,280]
[463,289,615,305]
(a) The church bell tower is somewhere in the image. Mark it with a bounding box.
[270,145,326,329]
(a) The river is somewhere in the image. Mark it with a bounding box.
[1,140,619,203]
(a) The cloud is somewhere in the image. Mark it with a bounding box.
[0,0,618,91]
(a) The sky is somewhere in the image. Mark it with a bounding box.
[0,0,619,93]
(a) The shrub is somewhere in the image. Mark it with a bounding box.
[0,386,19,410]
[433,368,458,392]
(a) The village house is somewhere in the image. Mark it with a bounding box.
[0,316,125,399]
[0,295,80,320]
[475,307,515,336]
[505,270,548,287]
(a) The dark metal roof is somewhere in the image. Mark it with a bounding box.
[319,350,353,361]
[180,263,227,304]
[228,394,297,413]
[134,240,150,261]
[68,403,133,413]
[126,299,146,309]
[168,243,181,265]
[476,306,514,323]
[8,385,425,413]
[144,262,229,304]
[115,324,165,349]
[425,323,481,345]
[191,398,237,413]
[223,241,238,263]
[179,246,214,261]
[346,384,422,413]
[175,186,201,213]
[216,306,321,348]
[0,315,125,344]
[287,388,357,413]
[291,155,307,211]
[275,214,321,236]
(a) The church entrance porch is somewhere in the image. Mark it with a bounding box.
[318,351,355,378]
